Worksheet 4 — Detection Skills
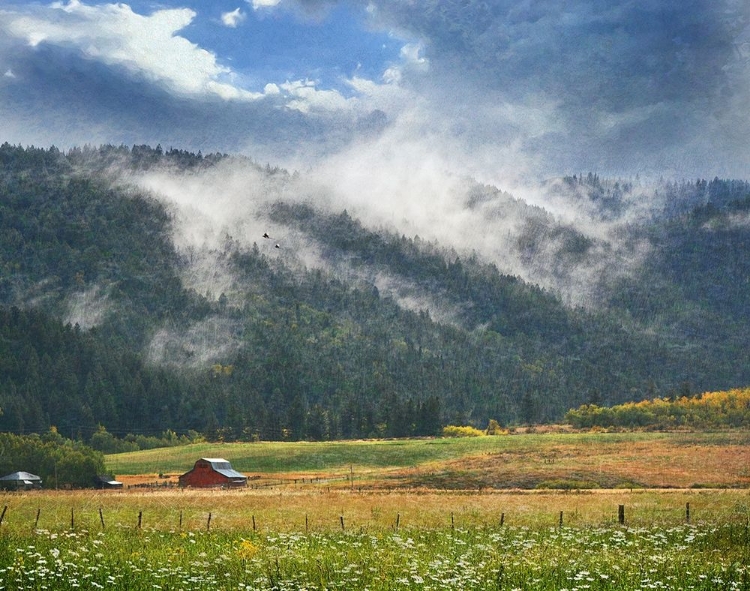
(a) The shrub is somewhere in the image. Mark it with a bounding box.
[485,419,508,435]
[442,425,485,438]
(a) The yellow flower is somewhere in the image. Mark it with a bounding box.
[237,540,259,560]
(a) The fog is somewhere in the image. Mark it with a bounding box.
[147,315,243,367]
[63,285,110,330]
[129,120,661,324]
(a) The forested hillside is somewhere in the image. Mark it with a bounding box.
[0,143,748,441]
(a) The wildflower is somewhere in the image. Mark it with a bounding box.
[237,540,259,560]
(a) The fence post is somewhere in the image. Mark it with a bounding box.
[618,505,625,525]
[71,508,75,530]
[179,510,183,530]
[559,511,564,527]
[451,512,455,531]
[305,514,309,533]
[207,512,212,531]
[138,511,142,529]
[340,515,345,531]
[395,513,400,531]
[252,515,256,531]
[500,512,505,527]
[686,502,690,524]
[35,507,41,530]
[99,507,105,530]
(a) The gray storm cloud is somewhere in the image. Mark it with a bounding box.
[276,0,750,178]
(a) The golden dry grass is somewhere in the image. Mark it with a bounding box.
[4,431,744,535]
[1,487,747,534]
[410,435,750,489]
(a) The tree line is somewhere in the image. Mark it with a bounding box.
[565,388,750,430]
[0,429,105,488]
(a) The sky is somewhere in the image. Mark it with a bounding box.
[0,0,749,182]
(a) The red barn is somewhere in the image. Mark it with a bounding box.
[178,458,247,488]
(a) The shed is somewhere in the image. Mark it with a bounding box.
[178,458,247,488]
[0,471,43,491]
[94,475,124,489]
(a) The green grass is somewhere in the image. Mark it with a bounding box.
[105,436,524,474]
[104,432,661,474]
[1,486,748,589]
[1,519,748,590]
[104,431,750,491]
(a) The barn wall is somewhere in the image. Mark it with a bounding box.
[179,461,229,488]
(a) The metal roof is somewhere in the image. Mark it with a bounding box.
[0,471,42,481]
[200,458,246,480]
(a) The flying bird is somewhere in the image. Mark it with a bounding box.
[263,232,281,248]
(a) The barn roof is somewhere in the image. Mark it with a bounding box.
[0,471,42,482]
[200,458,246,480]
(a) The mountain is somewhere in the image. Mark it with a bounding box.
[0,143,748,441]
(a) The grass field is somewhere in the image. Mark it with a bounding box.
[0,488,748,590]
[104,430,750,490]
[1,431,749,589]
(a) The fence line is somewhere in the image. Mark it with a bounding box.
[0,503,702,532]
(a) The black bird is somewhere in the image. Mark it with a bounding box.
[262,232,270,239]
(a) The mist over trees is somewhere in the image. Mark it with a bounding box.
[0,143,748,443]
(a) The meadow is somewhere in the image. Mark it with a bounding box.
[0,488,748,590]
[105,430,750,490]
[1,431,748,589]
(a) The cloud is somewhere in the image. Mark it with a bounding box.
[1,0,748,182]
[221,8,247,28]
[281,79,354,113]
[0,2,421,170]
[266,0,750,179]
[0,0,261,100]
[382,42,428,83]
[248,0,283,9]
[376,0,750,178]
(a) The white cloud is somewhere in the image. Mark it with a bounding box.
[347,75,409,114]
[221,7,246,28]
[400,42,427,67]
[0,0,417,122]
[3,69,15,78]
[383,42,428,84]
[0,1,261,100]
[280,79,354,114]
[263,82,281,95]
[248,0,283,9]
